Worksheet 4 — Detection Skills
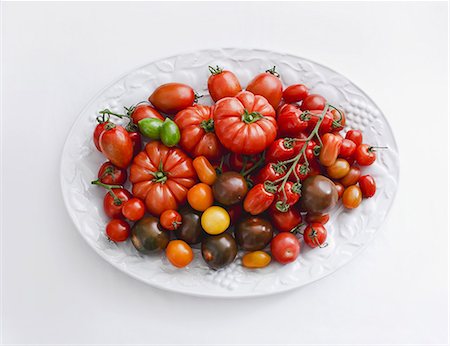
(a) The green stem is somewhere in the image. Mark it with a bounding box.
[91,179,124,205]
[241,151,266,177]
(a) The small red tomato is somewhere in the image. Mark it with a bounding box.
[103,188,132,219]
[303,223,327,248]
[149,83,195,115]
[274,181,301,211]
[244,183,277,215]
[128,131,142,157]
[282,84,309,104]
[122,198,146,221]
[289,158,322,182]
[269,206,302,232]
[160,209,182,231]
[345,129,363,146]
[99,124,133,169]
[265,138,299,163]
[246,66,283,108]
[277,104,309,137]
[271,233,300,264]
[97,161,127,185]
[207,66,242,101]
[305,110,334,135]
[255,163,287,184]
[334,182,345,199]
[300,94,326,111]
[93,122,110,151]
[359,175,377,198]
[130,103,164,124]
[330,108,346,132]
[340,165,361,187]
[106,219,130,242]
[355,144,378,166]
[305,213,330,225]
[339,139,357,160]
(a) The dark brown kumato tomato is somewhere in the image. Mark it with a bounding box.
[131,216,170,254]
[235,217,274,251]
[201,233,238,270]
[212,171,248,206]
[174,209,205,244]
[300,175,338,214]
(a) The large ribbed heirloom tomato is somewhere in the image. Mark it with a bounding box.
[213,91,277,155]
[174,104,224,162]
[129,141,197,216]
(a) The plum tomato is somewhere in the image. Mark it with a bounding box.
[166,240,194,268]
[187,183,214,212]
[342,185,362,209]
[359,175,376,198]
[130,103,164,124]
[106,219,130,242]
[243,182,276,215]
[97,161,127,185]
[93,122,110,151]
[303,223,327,248]
[201,206,230,235]
[270,232,300,264]
[242,251,271,269]
[122,198,146,221]
[99,124,133,169]
[149,83,195,115]
[193,156,217,185]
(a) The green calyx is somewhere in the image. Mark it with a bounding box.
[242,109,264,124]
[200,119,214,133]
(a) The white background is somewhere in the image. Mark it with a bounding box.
[1,1,448,345]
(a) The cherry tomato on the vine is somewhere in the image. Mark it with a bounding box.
[106,219,130,242]
[122,198,145,221]
[255,163,287,184]
[266,137,300,163]
[269,206,302,232]
[303,223,327,248]
[97,161,127,185]
[330,108,346,132]
[243,182,277,215]
[277,104,309,137]
[282,84,309,104]
[274,181,301,211]
[270,233,300,264]
[103,188,132,219]
[160,209,182,231]
[359,175,377,198]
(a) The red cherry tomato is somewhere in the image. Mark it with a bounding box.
[266,138,300,163]
[300,94,326,111]
[269,206,302,232]
[160,209,183,231]
[246,67,283,108]
[103,188,132,219]
[305,213,330,225]
[93,122,110,151]
[106,219,130,242]
[122,198,146,221]
[255,163,287,184]
[355,144,377,166]
[289,158,322,182]
[339,139,357,160]
[243,183,277,215]
[207,66,242,102]
[99,124,133,169]
[345,129,363,146]
[149,83,195,115]
[359,175,376,198]
[282,84,309,104]
[97,161,127,185]
[330,108,346,132]
[271,233,300,264]
[130,103,164,124]
[274,181,301,211]
[277,104,309,137]
[305,110,335,135]
[128,131,142,157]
[303,223,327,248]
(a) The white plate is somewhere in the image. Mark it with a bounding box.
[60,48,399,298]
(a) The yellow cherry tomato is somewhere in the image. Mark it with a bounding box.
[242,251,271,269]
[187,183,214,211]
[166,240,194,268]
[201,206,230,235]
[326,158,350,179]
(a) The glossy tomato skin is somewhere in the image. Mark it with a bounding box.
[149,83,195,115]
[246,69,283,108]
[174,105,224,162]
[128,131,142,157]
[208,67,242,101]
[227,203,243,225]
[255,163,287,184]
[97,161,127,185]
[305,213,330,225]
[201,233,237,270]
[269,206,302,232]
[282,84,309,104]
[122,198,145,221]
[214,91,277,155]
[305,110,334,135]
[212,171,248,206]
[130,103,164,124]
[131,216,170,253]
[300,94,326,111]
[193,156,217,185]
[342,185,362,209]
[166,240,194,268]
[334,182,345,199]
[99,124,133,169]
[270,233,300,264]
[175,209,204,244]
[289,158,322,182]
[330,108,346,132]
[355,144,377,166]
[265,138,299,163]
[129,142,197,216]
[340,165,361,186]
[242,251,271,268]
[300,175,338,214]
[93,122,109,151]
[326,158,350,179]
[160,209,182,231]
[277,104,308,137]
[303,223,327,248]
[187,183,214,211]
[103,188,132,219]
[235,217,274,251]
[339,139,357,160]
[319,133,342,167]
[345,129,363,146]
[359,175,376,198]
[106,219,130,242]
[274,181,301,208]
[201,206,230,235]
[243,183,276,215]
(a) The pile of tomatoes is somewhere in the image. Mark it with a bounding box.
[91,65,382,270]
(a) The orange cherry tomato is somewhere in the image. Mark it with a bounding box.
[187,183,214,211]
[166,240,194,268]
[340,165,361,187]
[319,133,342,167]
[193,156,217,185]
[326,158,350,179]
[242,251,271,269]
[342,185,362,209]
